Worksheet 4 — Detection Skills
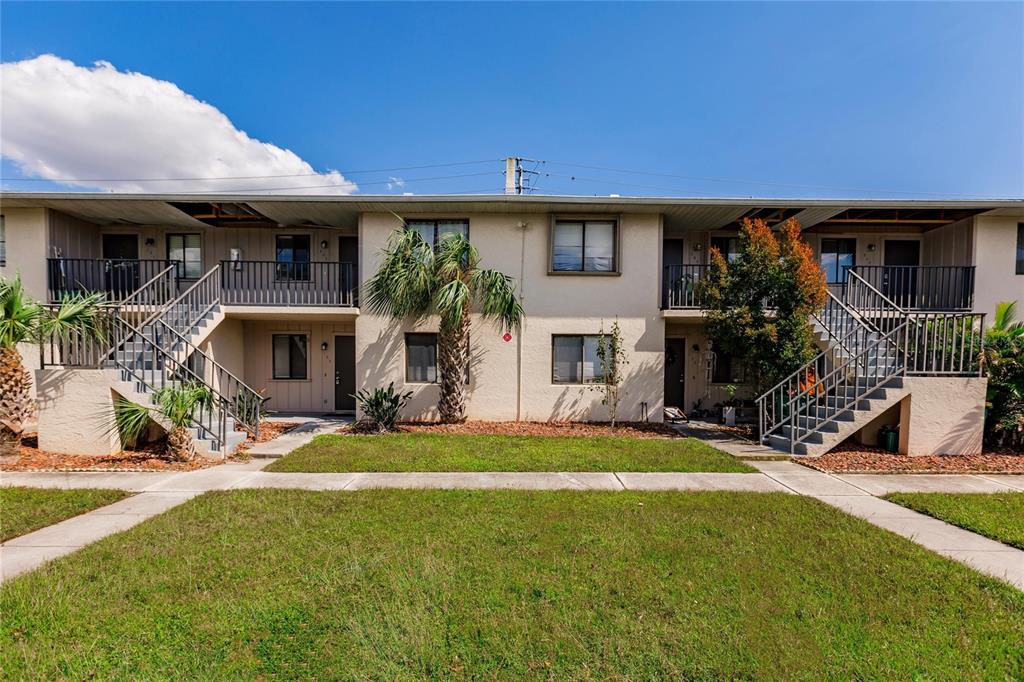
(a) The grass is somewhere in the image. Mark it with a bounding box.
[0,487,129,542]
[884,492,1024,550]
[265,433,755,473]
[3,490,1023,679]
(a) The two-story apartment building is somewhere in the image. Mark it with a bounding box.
[1,193,1021,457]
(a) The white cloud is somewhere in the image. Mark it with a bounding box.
[0,55,357,194]
[386,176,405,191]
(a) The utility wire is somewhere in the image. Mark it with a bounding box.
[0,159,503,184]
[88,171,501,194]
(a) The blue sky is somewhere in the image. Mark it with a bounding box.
[1,1,1021,198]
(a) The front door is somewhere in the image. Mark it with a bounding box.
[334,335,356,412]
[664,338,686,410]
[101,234,140,299]
[883,240,921,307]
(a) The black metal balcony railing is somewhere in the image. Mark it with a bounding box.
[219,260,357,307]
[662,264,710,309]
[47,258,176,303]
[848,265,975,311]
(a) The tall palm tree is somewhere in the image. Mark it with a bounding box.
[0,275,107,456]
[364,229,523,422]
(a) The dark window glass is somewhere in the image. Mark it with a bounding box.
[167,234,202,279]
[552,335,608,384]
[405,220,469,249]
[820,238,856,284]
[405,333,438,383]
[0,215,5,266]
[710,237,741,263]
[272,334,308,379]
[712,352,746,384]
[1016,223,1023,275]
[276,235,311,281]
[552,221,616,272]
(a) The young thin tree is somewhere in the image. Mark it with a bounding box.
[700,218,827,395]
[591,318,629,427]
[0,275,108,457]
[364,230,524,423]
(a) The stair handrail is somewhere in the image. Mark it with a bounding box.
[756,291,877,439]
[152,318,263,436]
[783,320,911,453]
[143,263,222,331]
[119,264,178,318]
[843,269,910,338]
[107,316,229,452]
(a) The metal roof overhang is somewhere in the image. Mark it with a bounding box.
[1,192,1020,232]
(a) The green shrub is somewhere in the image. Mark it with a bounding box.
[353,383,413,432]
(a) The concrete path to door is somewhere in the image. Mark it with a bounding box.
[2,427,1022,589]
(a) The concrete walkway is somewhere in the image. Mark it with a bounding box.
[3,450,1023,589]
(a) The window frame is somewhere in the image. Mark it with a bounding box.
[404,332,439,384]
[711,351,747,385]
[710,235,741,264]
[548,216,620,275]
[819,237,857,285]
[275,234,312,282]
[166,233,203,280]
[0,214,5,267]
[271,333,309,381]
[551,334,610,385]
[403,219,470,249]
[1016,223,1023,275]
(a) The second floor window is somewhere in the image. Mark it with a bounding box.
[407,219,469,249]
[551,220,616,273]
[710,236,741,263]
[552,335,607,384]
[167,234,202,279]
[820,238,856,284]
[276,235,311,281]
[1017,223,1023,275]
[0,215,5,267]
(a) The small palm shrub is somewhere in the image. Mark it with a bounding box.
[112,384,213,461]
[353,383,413,433]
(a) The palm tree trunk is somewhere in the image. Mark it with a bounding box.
[437,308,470,423]
[166,426,196,462]
[0,345,34,457]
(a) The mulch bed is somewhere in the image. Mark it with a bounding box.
[1,436,211,472]
[339,421,682,439]
[234,422,301,454]
[798,443,1024,474]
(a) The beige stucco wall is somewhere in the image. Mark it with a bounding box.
[35,368,122,455]
[356,211,666,422]
[898,376,987,455]
[972,215,1023,322]
[0,207,49,299]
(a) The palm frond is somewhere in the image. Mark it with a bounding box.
[993,301,1023,334]
[471,268,524,332]
[363,229,435,320]
[153,383,213,428]
[434,233,478,282]
[0,275,44,348]
[111,397,152,449]
[434,279,471,328]
[40,292,109,343]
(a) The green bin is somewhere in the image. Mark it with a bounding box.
[879,426,899,453]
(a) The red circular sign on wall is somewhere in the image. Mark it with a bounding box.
[502,332,513,343]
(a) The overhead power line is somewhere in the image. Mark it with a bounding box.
[181,171,500,194]
[0,159,503,184]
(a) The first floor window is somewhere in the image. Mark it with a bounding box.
[276,235,311,281]
[406,219,469,249]
[552,335,607,384]
[1016,223,1023,275]
[406,333,438,383]
[167,233,202,279]
[552,220,616,272]
[712,351,746,384]
[272,334,308,380]
[820,238,856,284]
[0,215,5,266]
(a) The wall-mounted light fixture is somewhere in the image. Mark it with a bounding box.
[321,341,329,351]
[867,243,877,252]
[691,343,700,353]
[320,240,329,250]
[144,238,156,247]
[693,243,703,251]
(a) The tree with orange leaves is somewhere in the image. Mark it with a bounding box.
[699,218,827,395]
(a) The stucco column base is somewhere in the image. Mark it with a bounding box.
[35,368,124,456]
[898,376,987,456]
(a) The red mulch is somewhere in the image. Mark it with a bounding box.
[234,422,301,455]
[1,435,211,472]
[799,443,1024,474]
[340,421,681,439]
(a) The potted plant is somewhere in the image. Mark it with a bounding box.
[722,384,739,426]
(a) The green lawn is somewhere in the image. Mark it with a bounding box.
[3,490,1022,679]
[884,492,1024,550]
[265,433,755,473]
[0,487,129,542]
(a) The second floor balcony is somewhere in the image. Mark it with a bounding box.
[46,257,358,308]
[661,263,976,312]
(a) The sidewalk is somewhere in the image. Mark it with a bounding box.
[3,455,1023,589]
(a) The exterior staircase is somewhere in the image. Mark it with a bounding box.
[757,271,984,456]
[103,263,260,457]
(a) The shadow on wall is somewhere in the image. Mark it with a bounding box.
[548,355,663,423]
